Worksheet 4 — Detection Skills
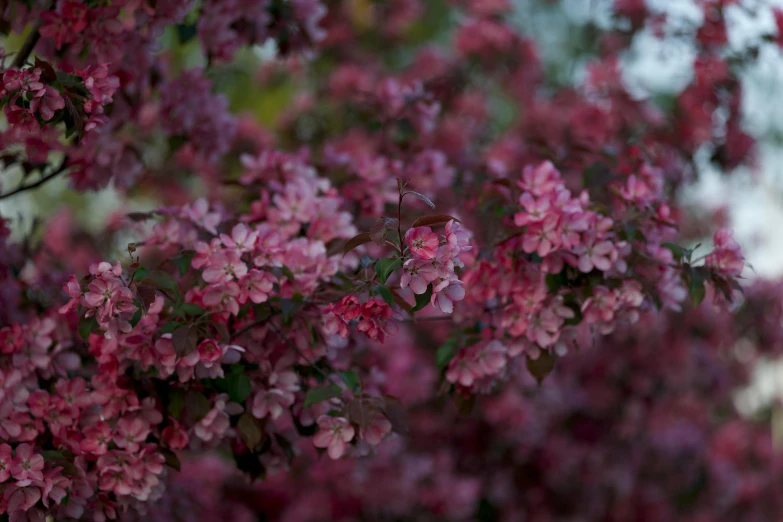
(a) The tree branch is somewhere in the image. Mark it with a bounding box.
[0,158,69,200]
[11,0,54,70]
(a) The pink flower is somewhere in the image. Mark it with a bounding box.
[39,0,88,48]
[518,161,561,196]
[401,259,438,294]
[474,340,507,375]
[445,220,472,255]
[237,269,274,304]
[161,421,189,450]
[514,192,551,226]
[29,85,65,120]
[202,251,248,283]
[446,353,481,387]
[431,279,465,314]
[575,235,614,273]
[361,413,392,445]
[313,416,355,459]
[113,417,150,453]
[405,227,440,260]
[220,223,258,253]
[81,422,112,456]
[522,214,560,257]
[10,443,44,485]
[202,282,241,316]
[2,68,43,94]
[0,443,12,482]
[58,276,82,314]
[705,228,744,277]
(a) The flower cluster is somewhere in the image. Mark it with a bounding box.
[0,0,776,519]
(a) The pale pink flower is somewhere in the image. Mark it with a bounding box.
[220,223,258,253]
[313,416,355,459]
[202,251,248,283]
[431,279,465,313]
[401,259,438,294]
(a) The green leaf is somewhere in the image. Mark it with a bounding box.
[226,372,252,403]
[545,272,567,292]
[280,265,295,281]
[78,316,98,342]
[374,257,402,284]
[526,351,557,384]
[435,339,458,368]
[162,449,181,471]
[409,284,433,313]
[175,250,196,274]
[147,270,179,292]
[376,284,394,307]
[176,23,197,43]
[133,267,149,280]
[161,321,180,334]
[662,242,691,262]
[304,385,341,407]
[41,450,66,460]
[339,370,360,392]
[689,266,708,307]
[280,295,304,323]
[168,390,185,419]
[180,303,205,316]
[129,307,143,328]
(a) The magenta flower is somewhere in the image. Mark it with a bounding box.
[313,415,355,459]
[29,85,65,121]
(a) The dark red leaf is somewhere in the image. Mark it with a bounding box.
[342,232,372,256]
[134,283,157,313]
[172,325,198,356]
[410,214,460,228]
[382,395,409,434]
[526,350,557,385]
[35,58,57,83]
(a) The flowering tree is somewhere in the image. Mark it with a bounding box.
[0,0,779,520]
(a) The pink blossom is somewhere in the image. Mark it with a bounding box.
[29,86,65,121]
[361,413,393,445]
[575,235,615,273]
[313,416,355,459]
[432,278,466,314]
[202,251,248,283]
[10,444,44,485]
[401,259,438,294]
[220,223,258,253]
[0,444,12,482]
[405,227,440,260]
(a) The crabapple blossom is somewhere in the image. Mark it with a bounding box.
[0,0,773,519]
[313,416,355,459]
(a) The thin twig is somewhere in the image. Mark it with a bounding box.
[0,158,69,200]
